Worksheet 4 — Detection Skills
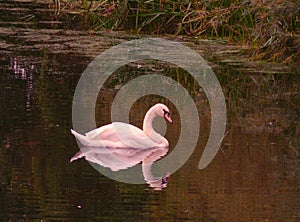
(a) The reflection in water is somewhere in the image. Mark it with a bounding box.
[10,57,35,113]
[70,146,170,190]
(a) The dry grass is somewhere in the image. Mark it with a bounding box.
[56,0,299,64]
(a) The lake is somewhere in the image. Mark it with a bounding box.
[0,0,299,221]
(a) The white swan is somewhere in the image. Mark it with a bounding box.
[71,103,172,148]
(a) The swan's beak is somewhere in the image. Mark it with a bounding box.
[164,114,173,123]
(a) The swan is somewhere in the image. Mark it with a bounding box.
[71,103,172,148]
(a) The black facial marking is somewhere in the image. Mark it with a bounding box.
[163,109,170,117]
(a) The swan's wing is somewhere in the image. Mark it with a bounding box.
[109,123,161,148]
[85,124,112,138]
[84,122,162,148]
[85,123,139,142]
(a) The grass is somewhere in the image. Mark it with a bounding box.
[54,0,299,64]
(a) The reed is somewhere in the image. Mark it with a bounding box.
[57,0,299,64]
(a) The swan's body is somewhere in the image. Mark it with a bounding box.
[71,103,172,148]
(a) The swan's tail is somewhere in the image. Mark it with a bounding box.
[70,150,84,163]
[71,129,91,146]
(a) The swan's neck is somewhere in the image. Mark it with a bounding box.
[143,108,162,143]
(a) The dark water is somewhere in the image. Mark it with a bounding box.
[0,1,299,221]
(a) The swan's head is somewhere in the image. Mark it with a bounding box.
[152,103,173,124]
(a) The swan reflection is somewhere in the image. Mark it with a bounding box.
[70,146,170,190]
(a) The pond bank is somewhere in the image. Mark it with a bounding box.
[1,0,299,64]
[52,0,300,64]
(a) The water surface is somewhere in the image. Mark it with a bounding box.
[0,1,299,221]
